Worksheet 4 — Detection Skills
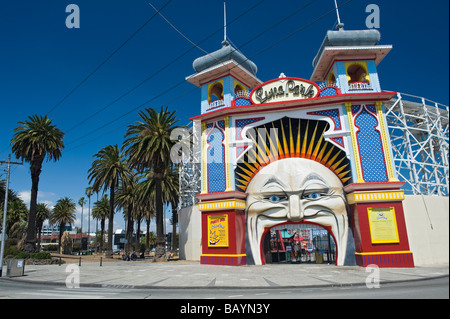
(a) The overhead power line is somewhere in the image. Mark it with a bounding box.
[64,86,197,153]
[45,0,173,116]
[65,0,352,151]
[64,0,266,135]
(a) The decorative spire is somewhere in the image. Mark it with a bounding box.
[222,2,229,46]
[334,0,344,30]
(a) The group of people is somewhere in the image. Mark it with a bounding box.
[119,250,175,261]
[121,251,144,261]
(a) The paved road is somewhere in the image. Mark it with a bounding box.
[0,277,447,299]
[7,262,449,288]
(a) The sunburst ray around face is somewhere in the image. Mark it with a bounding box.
[236,117,352,191]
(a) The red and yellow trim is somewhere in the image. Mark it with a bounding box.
[355,251,414,268]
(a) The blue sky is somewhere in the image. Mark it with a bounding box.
[0,0,448,232]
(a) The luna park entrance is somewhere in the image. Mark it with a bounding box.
[264,223,336,265]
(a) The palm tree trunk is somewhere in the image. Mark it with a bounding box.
[145,216,151,253]
[87,196,91,246]
[106,180,116,258]
[125,204,134,254]
[24,159,42,253]
[172,206,177,254]
[100,218,105,252]
[36,222,42,252]
[59,222,65,254]
[154,175,166,261]
[135,216,141,253]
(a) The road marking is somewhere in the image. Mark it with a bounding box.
[17,291,105,299]
[228,295,244,298]
[45,289,119,295]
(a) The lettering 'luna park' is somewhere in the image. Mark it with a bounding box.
[250,78,319,104]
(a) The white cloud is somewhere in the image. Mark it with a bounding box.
[18,190,55,209]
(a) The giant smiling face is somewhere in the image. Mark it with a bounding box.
[245,158,349,265]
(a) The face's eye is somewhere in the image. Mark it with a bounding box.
[265,195,287,203]
[303,192,323,200]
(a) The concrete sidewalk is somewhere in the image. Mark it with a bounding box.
[2,260,448,289]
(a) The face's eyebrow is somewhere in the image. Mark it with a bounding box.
[303,172,327,184]
[260,177,288,192]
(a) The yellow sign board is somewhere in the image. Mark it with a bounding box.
[208,215,229,247]
[367,207,400,244]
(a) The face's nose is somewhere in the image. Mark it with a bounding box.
[288,194,304,222]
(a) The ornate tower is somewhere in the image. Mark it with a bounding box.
[185,40,261,265]
[311,28,414,267]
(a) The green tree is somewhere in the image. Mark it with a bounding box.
[116,176,136,254]
[10,115,64,253]
[2,199,28,250]
[85,186,94,244]
[0,180,21,207]
[50,197,76,254]
[78,197,86,234]
[36,203,51,252]
[92,194,109,253]
[88,145,130,257]
[164,166,179,254]
[3,199,28,237]
[123,107,179,261]
[144,204,156,254]
[1,181,27,246]
[133,166,179,255]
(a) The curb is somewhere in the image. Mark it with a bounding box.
[1,273,447,290]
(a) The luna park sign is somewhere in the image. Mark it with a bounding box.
[250,77,320,105]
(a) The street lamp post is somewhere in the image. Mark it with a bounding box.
[0,157,10,277]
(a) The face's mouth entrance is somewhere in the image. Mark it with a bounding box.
[246,209,348,266]
[243,157,350,266]
[260,221,338,265]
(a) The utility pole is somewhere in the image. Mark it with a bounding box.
[0,154,23,277]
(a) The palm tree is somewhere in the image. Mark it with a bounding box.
[36,203,51,252]
[10,114,64,253]
[115,175,137,254]
[133,204,144,253]
[88,145,130,257]
[144,205,156,253]
[1,180,21,208]
[2,198,27,237]
[78,197,86,235]
[164,167,179,254]
[50,197,76,254]
[85,186,93,248]
[123,107,179,261]
[92,194,109,253]
[135,165,179,255]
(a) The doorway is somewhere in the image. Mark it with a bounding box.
[264,223,336,265]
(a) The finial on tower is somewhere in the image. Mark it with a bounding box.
[222,2,229,46]
[334,0,344,30]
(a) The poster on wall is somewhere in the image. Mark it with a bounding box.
[208,214,229,247]
[367,207,400,244]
